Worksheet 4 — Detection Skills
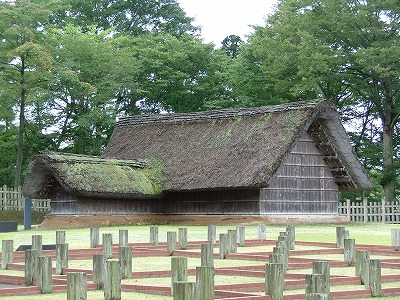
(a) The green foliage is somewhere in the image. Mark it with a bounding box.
[221,35,243,59]
[111,33,231,114]
[50,0,198,36]
[237,0,400,201]
[340,169,384,203]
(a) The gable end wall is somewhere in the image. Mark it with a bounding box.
[259,132,339,215]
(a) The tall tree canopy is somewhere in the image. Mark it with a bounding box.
[50,0,198,36]
[0,0,57,187]
[234,0,400,201]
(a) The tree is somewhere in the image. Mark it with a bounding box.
[0,0,56,187]
[110,33,231,114]
[45,25,118,154]
[221,35,243,58]
[237,0,400,201]
[51,0,198,36]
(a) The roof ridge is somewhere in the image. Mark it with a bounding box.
[116,99,326,127]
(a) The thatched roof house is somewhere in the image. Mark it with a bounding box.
[24,100,371,226]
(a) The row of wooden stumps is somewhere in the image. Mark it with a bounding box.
[2,226,400,300]
[336,226,394,298]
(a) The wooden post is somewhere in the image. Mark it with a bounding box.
[119,246,132,279]
[150,226,159,246]
[32,235,43,256]
[276,237,288,253]
[381,200,386,223]
[335,227,345,248]
[37,256,52,294]
[173,281,195,300]
[56,243,68,275]
[271,250,288,273]
[1,240,13,270]
[369,259,382,297]
[274,241,289,272]
[363,198,368,223]
[355,250,370,285]
[67,272,87,300]
[195,266,214,300]
[346,199,351,221]
[119,229,128,247]
[219,234,228,259]
[344,239,356,266]
[178,228,188,250]
[391,229,400,251]
[92,254,106,289]
[227,230,237,253]
[207,225,216,245]
[286,225,295,250]
[104,259,121,300]
[201,243,214,267]
[171,257,188,295]
[56,230,66,244]
[102,233,113,259]
[24,249,39,286]
[258,224,266,241]
[90,227,99,248]
[167,231,177,255]
[265,263,284,300]
[305,274,329,296]
[312,261,330,294]
[306,293,331,300]
[236,226,245,247]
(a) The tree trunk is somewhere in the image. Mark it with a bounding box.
[15,66,26,188]
[382,121,395,202]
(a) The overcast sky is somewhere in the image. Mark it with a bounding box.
[177,0,278,46]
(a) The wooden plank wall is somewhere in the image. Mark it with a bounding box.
[164,189,260,215]
[260,132,338,214]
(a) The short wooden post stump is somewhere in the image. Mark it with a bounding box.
[67,272,87,300]
[119,246,132,279]
[167,231,177,255]
[56,243,68,275]
[102,233,113,259]
[173,281,195,300]
[104,259,121,300]
[171,256,188,295]
[1,240,13,270]
[178,228,188,250]
[92,254,106,289]
[90,227,99,248]
[265,263,284,300]
[37,256,52,294]
[195,266,214,300]
[150,226,158,246]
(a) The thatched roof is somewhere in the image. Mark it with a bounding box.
[23,152,162,199]
[103,100,372,192]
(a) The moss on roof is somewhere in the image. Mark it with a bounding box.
[24,152,163,199]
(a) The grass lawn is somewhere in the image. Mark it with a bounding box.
[0,222,399,299]
[1,223,400,251]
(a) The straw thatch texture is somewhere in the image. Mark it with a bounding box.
[24,152,162,199]
[104,100,371,192]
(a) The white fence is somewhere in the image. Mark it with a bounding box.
[0,185,50,212]
[338,199,400,223]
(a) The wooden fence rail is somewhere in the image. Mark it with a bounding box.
[0,185,50,212]
[338,199,400,223]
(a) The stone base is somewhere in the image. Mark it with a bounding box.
[40,214,350,229]
[0,221,18,232]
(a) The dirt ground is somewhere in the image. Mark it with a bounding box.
[40,214,349,229]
